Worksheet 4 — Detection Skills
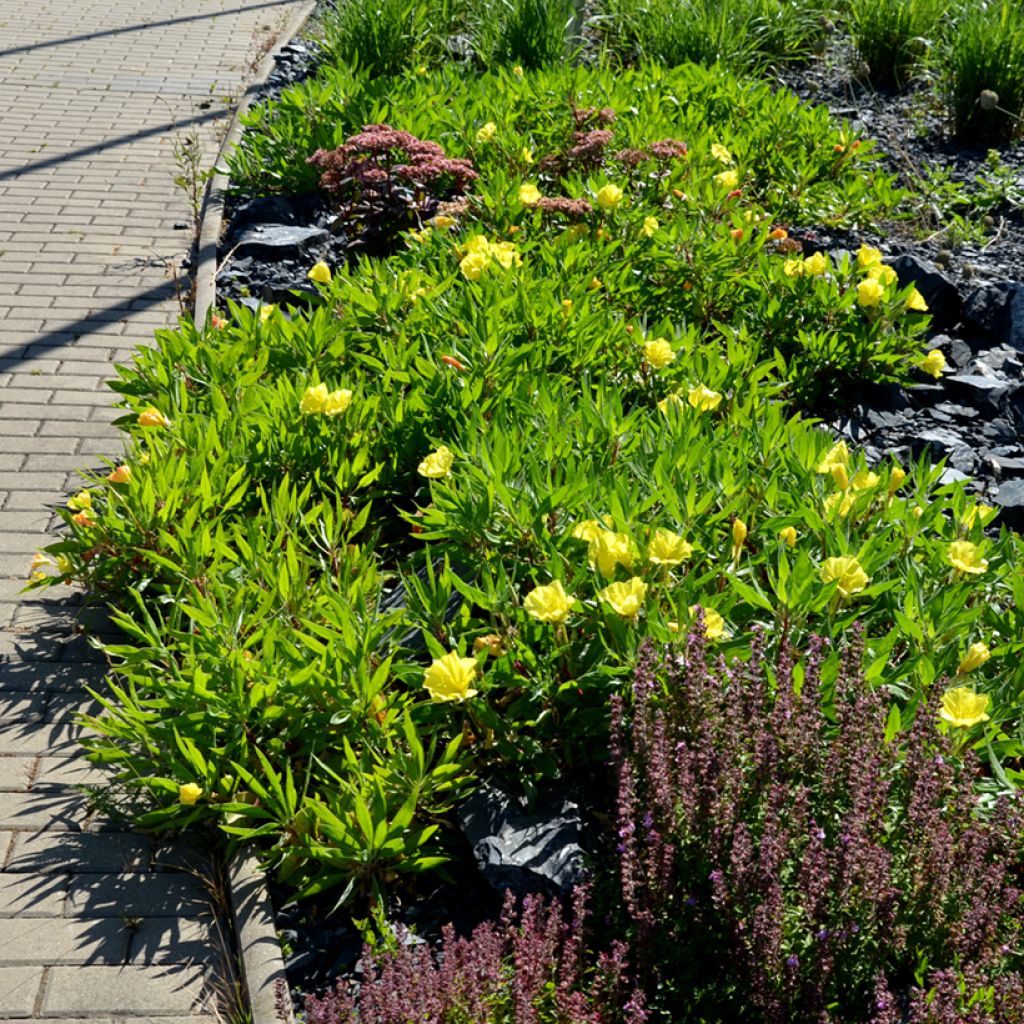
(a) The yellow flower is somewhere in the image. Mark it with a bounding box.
[323,389,352,416]
[714,169,738,189]
[518,183,541,206]
[824,492,857,518]
[687,384,723,412]
[307,261,332,285]
[648,528,693,566]
[523,580,577,624]
[55,555,72,576]
[850,469,880,491]
[423,651,479,702]
[418,445,455,479]
[300,383,329,415]
[779,526,797,548]
[857,277,885,308]
[710,142,732,164]
[816,440,849,474]
[473,634,504,657]
[868,263,897,286]
[962,503,995,529]
[920,349,946,378]
[642,338,675,369]
[520,146,534,165]
[179,783,203,806]
[259,304,276,322]
[512,65,524,77]
[831,464,850,491]
[431,214,456,230]
[887,466,906,496]
[460,251,490,281]
[476,122,497,143]
[107,465,131,485]
[600,577,648,618]
[490,241,522,270]
[561,299,574,316]
[689,604,725,639]
[856,244,882,268]
[939,687,990,728]
[731,518,747,557]
[589,531,634,577]
[67,490,93,511]
[30,553,52,572]
[138,406,170,428]
[957,642,991,675]
[783,258,804,277]
[588,276,603,291]
[658,393,684,416]
[572,519,604,542]
[642,215,659,237]
[72,509,96,528]
[803,251,828,276]
[595,183,624,210]
[907,288,929,312]
[948,540,988,575]
[820,555,869,597]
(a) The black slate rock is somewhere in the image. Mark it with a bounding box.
[459,783,585,898]
[233,224,330,259]
[891,254,962,329]
[996,478,1024,530]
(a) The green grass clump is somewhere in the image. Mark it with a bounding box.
[846,0,945,87]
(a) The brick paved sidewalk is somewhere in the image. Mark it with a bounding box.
[0,1,305,1017]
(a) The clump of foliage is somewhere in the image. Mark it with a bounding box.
[846,0,945,88]
[474,0,578,69]
[305,888,647,1024]
[612,629,1024,1022]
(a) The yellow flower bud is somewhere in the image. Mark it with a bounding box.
[957,642,991,675]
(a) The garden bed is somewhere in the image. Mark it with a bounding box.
[34,1,1024,1021]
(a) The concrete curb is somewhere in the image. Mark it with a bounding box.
[193,0,317,324]
[229,850,295,1024]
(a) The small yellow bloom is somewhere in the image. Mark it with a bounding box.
[642,338,675,369]
[642,215,659,238]
[824,492,857,518]
[779,526,797,548]
[962,503,995,529]
[600,577,648,618]
[948,540,988,575]
[731,518,747,556]
[868,263,897,286]
[589,531,634,577]
[803,251,828,276]
[816,440,849,474]
[72,509,96,528]
[783,258,804,277]
[416,64,427,75]
[30,553,52,573]
[523,580,577,624]
[957,642,991,675]
[561,299,574,316]
[658,393,684,416]
[710,142,732,164]
[490,241,522,270]
[588,276,603,291]
[259,304,276,322]
[67,490,92,511]
[856,244,882,268]
[939,687,990,729]
[714,169,738,189]
[323,389,352,416]
[476,121,497,143]
[907,288,929,312]
[431,215,456,230]
[512,65,524,77]
[596,184,624,210]
[424,651,479,702]
[572,519,604,542]
[820,555,869,597]
[55,555,72,575]
[689,604,725,639]
[520,146,533,165]
[138,406,170,428]
[887,466,906,496]
[857,277,885,308]
[831,464,850,491]
[179,783,203,806]
[687,384,723,412]
[850,469,880,491]
[307,261,332,285]
[473,634,504,657]
[460,251,491,281]
[768,227,788,241]
[106,465,131,485]
[921,349,946,378]
[418,445,455,480]
[518,183,541,206]
[300,383,328,415]
[648,528,693,566]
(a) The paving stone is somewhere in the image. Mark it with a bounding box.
[0,916,129,965]
[0,965,44,1016]
[0,722,79,756]
[4,830,150,873]
[66,873,211,919]
[33,757,110,790]
[41,964,209,1016]
[0,693,48,724]
[128,917,219,966]
[0,872,67,917]
[0,756,36,792]
[0,789,91,831]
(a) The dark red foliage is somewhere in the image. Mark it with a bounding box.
[612,622,1024,1023]
[304,888,647,1024]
